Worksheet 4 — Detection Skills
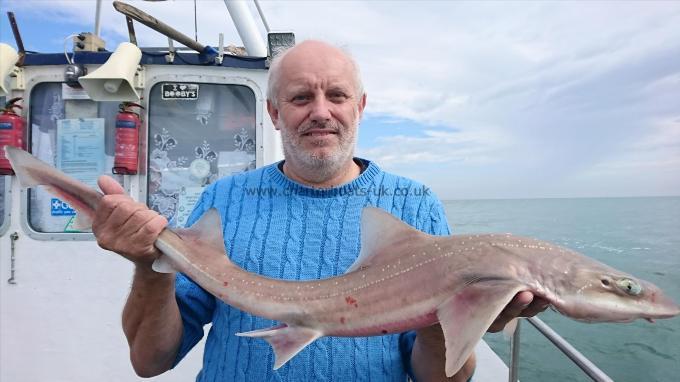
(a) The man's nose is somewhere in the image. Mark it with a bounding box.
[309,96,332,123]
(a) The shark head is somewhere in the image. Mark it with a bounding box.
[553,265,680,323]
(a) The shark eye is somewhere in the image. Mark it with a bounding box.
[616,278,642,296]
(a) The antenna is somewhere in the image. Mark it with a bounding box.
[253,0,271,33]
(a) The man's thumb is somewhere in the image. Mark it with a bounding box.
[97,175,125,195]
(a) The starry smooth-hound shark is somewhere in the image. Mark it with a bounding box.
[4,146,679,377]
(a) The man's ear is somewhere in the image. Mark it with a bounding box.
[357,93,367,119]
[267,99,280,130]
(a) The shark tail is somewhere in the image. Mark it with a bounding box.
[5,146,51,188]
[4,146,102,229]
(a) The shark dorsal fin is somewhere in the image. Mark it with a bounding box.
[174,208,228,256]
[153,208,237,274]
[345,207,427,274]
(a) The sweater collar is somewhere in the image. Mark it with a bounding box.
[266,158,381,198]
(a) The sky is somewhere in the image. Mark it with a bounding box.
[1,0,679,200]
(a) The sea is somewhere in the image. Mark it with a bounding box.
[441,196,680,382]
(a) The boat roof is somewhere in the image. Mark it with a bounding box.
[21,50,267,69]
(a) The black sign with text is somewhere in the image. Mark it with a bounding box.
[161,83,199,100]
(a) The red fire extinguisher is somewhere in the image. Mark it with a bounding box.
[0,97,25,175]
[113,102,144,175]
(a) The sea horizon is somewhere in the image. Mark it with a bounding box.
[442,194,680,202]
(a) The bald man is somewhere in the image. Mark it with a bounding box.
[94,40,546,381]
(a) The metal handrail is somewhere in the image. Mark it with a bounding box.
[508,317,614,382]
[509,320,521,382]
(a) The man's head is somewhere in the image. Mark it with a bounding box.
[267,42,364,108]
[266,40,367,185]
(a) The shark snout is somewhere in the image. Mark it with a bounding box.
[646,293,680,320]
[659,303,680,318]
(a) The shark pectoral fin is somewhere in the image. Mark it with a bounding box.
[437,283,523,377]
[151,255,175,273]
[236,324,322,369]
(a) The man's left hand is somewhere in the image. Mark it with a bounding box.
[487,291,549,333]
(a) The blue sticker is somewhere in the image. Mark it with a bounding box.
[51,198,76,216]
[116,120,136,128]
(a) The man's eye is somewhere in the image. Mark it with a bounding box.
[329,93,348,102]
[292,95,310,103]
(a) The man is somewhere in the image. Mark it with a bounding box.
[92,40,546,381]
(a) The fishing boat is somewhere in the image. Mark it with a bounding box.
[0,1,617,381]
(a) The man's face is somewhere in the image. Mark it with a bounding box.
[268,43,366,179]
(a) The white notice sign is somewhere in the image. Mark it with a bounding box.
[56,118,106,187]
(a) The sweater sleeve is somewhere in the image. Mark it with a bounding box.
[172,185,218,367]
[424,197,451,236]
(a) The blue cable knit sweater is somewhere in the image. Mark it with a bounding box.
[173,159,450,381]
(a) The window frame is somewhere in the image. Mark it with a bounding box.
[0,94,9,236]
[19,73,264,241]
[139,73,264,214]
[0,176,10,236]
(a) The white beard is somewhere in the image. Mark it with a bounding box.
[279,118,358,184]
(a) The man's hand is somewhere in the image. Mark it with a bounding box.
[93,176,181,377]
[413,324,476,382]
[487,291,549,332]
[92,175,167,267]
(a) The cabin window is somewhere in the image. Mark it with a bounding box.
[147,83,256,227]
[26,82,121,233]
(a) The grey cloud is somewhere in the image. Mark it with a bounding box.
[3,0,679,198]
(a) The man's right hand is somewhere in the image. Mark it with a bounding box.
[92,175,168,267]
[94,176,182,377]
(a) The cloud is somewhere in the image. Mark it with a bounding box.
[589,116,680,173]
[358,127,511,168]
[2,0,679,198]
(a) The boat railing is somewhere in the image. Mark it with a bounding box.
[508,317,615,382]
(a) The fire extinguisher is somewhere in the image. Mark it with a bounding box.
[0,97,25,175]
[113,102,144,175]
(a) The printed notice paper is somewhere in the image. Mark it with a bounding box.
[56,118,106,187]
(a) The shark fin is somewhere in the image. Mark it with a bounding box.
[151,255,176,273]
[437,282,523,377]
[346,207,428,273]
[236,324,322,369]
[173,208,228,259]
[155,208,235,284]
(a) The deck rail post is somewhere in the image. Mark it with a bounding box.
[519,317,615,382]
[508,319,521,382]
